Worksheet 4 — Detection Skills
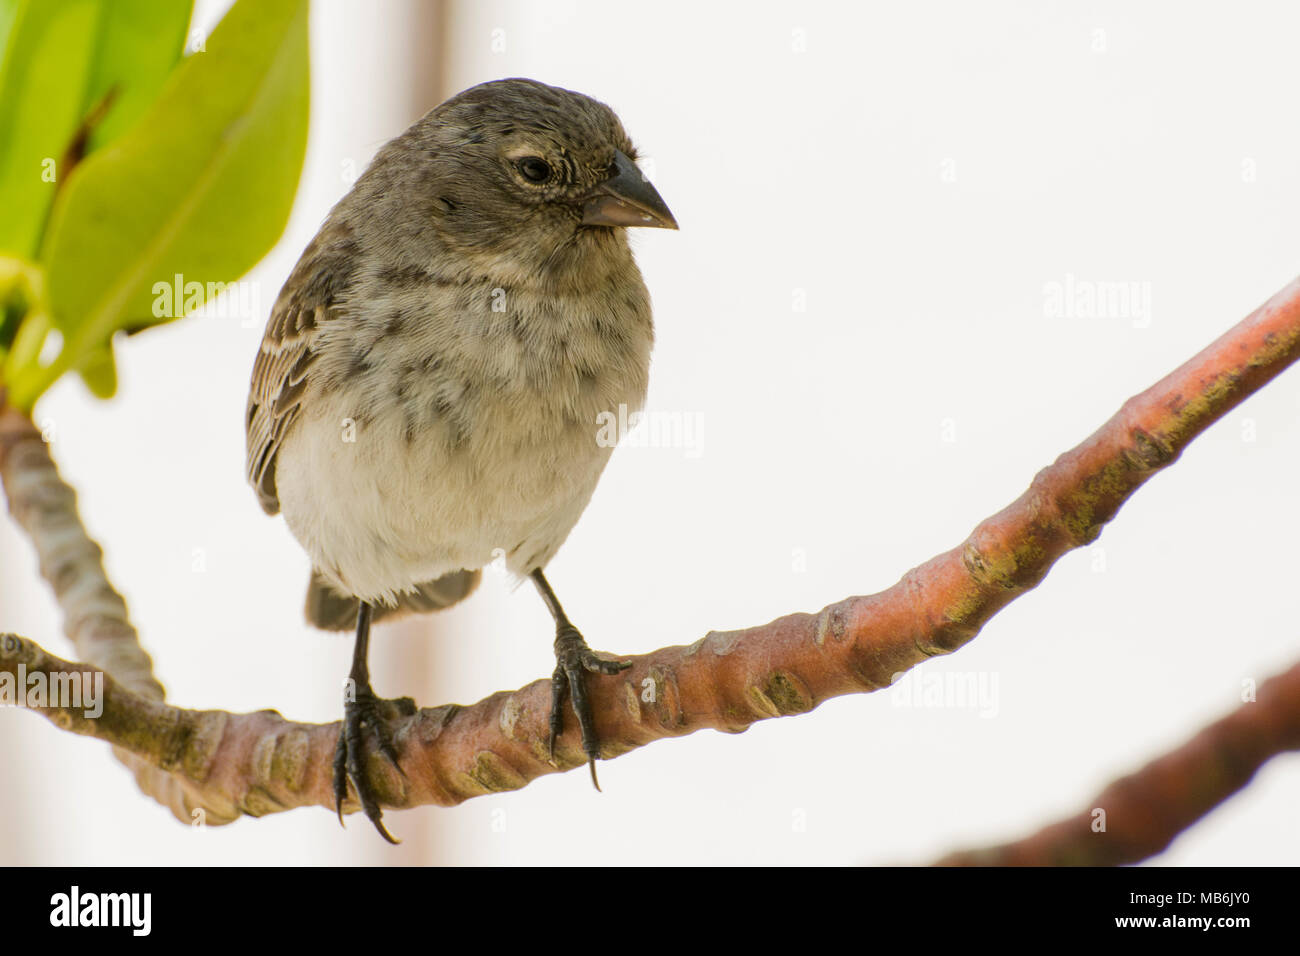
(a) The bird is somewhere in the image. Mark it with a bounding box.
[245,77,677,842]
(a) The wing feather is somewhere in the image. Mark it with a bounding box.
[245,301,320,514]
[245,220,359,515]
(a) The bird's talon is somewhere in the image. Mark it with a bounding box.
[547,624,623,780]
[368,812,400,846]
[333,689,408,842]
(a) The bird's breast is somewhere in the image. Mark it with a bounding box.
[276,266,654,601]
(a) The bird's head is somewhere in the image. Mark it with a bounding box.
[391,78,676,286]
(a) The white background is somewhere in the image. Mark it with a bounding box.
[2,0,1298,865]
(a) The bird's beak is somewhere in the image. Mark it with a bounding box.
[581,150,678,229]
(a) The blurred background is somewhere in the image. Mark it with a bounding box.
[2,0,1299,865]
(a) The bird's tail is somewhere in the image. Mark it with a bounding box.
[304,568,482,631]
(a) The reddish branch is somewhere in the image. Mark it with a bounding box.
[2,275,1300,837]
[934,659,1300,865]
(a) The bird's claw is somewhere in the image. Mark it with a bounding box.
[548,624,631,790]
[332,691,416,844]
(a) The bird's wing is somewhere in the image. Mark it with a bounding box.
[246,221,362,515]
[245,296,321,515]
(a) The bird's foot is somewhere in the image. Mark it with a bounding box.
[548,624,631,790]
[332,688,416,844]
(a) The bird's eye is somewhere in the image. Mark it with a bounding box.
[516,157,552,183]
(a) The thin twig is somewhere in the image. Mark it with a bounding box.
[932,659,1300,865]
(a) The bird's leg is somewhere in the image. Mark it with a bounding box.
[332,600,414,844]
[530,568,631,790]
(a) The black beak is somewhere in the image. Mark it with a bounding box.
[581,150,678,229]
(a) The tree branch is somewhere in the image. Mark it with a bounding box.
[932,658,1300,865]
[3,275,1300,836]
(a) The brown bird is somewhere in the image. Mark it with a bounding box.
[245,78,676,840]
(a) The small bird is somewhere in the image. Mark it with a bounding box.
[245,78,676,841]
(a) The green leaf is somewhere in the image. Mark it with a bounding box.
[9,0,309,409]
[77,338,115,398]
[83,0,193,151]
[0,1,192,259]
[0,1,99,257]
[0,254,46,368]
[0,2,19,59]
